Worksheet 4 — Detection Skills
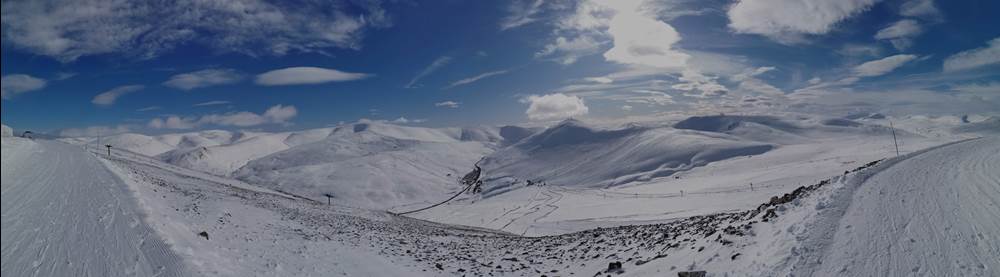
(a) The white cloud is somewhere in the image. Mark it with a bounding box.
[536,36,604,65]
[838,44,884,58]
[854,54,918,77]
[163,69,243,90]
[92,85,144,106]
[671,70,728,97]
[59,125,132,137]
[391,117,427,124]
[193,100,231,107]
[601,0,689,69]
[406,56,452,88]
[1,74,47,99]
[874,19,923,50]
[148,116,197,129]
[262,104,297,122]
[727,0,879,42]
[943,37,1000,72]
[738,78,785,96]
[621,89,675,105]
[0,0,391,62]
[730,66,784,96]
[501,0,546,30]
[900,0,941,19]
[255,67,370,86]
[732,66,776,81]
[136,106,161,112]
[523,93,589,121]
[445,70,509,89]
[535,0,689,68]
[951,82,1000,102]
[148,104,297,129]
[434,101,460,108]
[584,77,614,84]
[54,72,77,81]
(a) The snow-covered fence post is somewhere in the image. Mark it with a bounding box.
[889,120,900,157]
[105,145,112,157]
[323,193,334,205]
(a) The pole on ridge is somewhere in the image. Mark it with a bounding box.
[889,121,900,157]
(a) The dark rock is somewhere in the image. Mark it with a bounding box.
[198,231,209,240]
[606,261,623,274]
[678,271,707,277]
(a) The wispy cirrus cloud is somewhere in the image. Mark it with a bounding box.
[1,74,47,99]
[501,0,547,30]
[0,0,392,62]
[434,101,461,108]
[92,85,144,106]
[406,56,452,88]
[875,19,923,50]
[163,69,243,90]
[943,37,1000,72]
[136,106,162,112]
[445,70,509,89]
[193,100,231,107]
[854,54,918,77]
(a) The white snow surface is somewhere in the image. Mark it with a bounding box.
[4,116,997,276]
[1,138,189,276]
[804,137,999,276]
[1,124,12,137]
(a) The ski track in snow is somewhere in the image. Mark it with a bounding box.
[1,140,188,277]
[805,137,1000,276]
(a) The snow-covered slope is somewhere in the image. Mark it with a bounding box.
[160,132,294,176]
[952,116,999,135]
[480,119,775,192]
[622,137,1000,276]
[235,123,501,209]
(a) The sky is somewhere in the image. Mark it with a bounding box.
[1,0,998,136]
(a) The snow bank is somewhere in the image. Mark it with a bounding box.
[1,124,12,137]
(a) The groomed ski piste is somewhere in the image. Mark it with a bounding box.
[2,120,998,276]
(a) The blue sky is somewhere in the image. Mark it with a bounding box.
[1,0,998,136]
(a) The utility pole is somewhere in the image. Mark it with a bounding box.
[889,121,900,157]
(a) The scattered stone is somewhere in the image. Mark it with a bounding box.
[198,231,209,240]
[677,271,707,277]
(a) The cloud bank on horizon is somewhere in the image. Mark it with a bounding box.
[1,0,997,136]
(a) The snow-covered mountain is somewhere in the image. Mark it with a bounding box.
[480,119,775,194]
[58,113,990,212]
[8,124,996,276]
[233,122,507,209]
